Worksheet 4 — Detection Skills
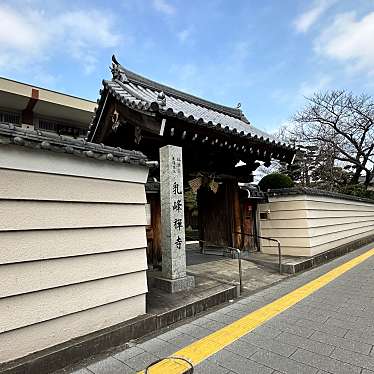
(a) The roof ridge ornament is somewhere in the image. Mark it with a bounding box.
[235,102,250,124]
[110,54,128,83]
[157,91,166,106]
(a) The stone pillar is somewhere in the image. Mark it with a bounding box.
[155,145,194,293]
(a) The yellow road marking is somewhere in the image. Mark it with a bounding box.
[139,248,374,373]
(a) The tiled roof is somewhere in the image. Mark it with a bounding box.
[89,56,289,148]
[0,122,147,165]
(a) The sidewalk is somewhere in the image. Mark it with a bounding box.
[63,241,374,374]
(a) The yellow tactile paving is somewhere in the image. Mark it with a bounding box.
[139,247,374,373]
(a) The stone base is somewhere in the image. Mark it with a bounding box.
[152,275,195,293]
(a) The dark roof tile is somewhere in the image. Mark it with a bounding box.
[0,122,147,166]
[89,57,290,148]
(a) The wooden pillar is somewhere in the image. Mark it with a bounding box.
[225,180,242,249]
[146,194,161,266]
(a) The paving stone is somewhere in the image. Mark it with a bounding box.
[295,318,349,338]
[356,314,374,323]
[166,333,196,349]
[252,325,282,339]
[206,312,239,324]
[268,315,291,325]
[236,298,268,307]
[224,309,251,319]
[209,349,273,374]
[177,324,212,338]
[157,327,185,341]
[113,346,145,362]
[331,310,359,322]
[134,337,176,358]
[291,348,361,374]
[226,302,258,312]
[191,317,225,331]
[241,332,297,357]
[86,357,135,374]
[265,319,315,338]
[275,331,335,356]
[203,319,227,331]
[250,349,318,374]
[69,369,93,374]
[223,338,258,358]
[284,310,330,324]
[310,330,372,354]
[340,306,368,316]
[302,301,341,313]
[123,351,159,371]
[190,316,211,326]
[356,316,374,328]
[344,330,374,345]
[208,308,233,316]
[193,359,231,374]
[330,347,374,371]
[324,316,369,331]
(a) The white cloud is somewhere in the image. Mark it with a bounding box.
[299,74,332,97]
[177,27,193,44]
[56,10,122,74]
[152,0,176,15]
[0,5,48,68]
[0,3,123,74]
[168,63,202,93]
[294,0,337,33]
[315,11,374,76]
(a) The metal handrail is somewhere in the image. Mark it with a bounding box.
[227,247,243,294]
[233,231,283,274]
[199,241,243,295]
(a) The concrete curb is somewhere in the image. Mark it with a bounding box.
[246,234,374,274]
[0,286,237,374]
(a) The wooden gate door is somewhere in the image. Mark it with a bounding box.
[241,200,258,252]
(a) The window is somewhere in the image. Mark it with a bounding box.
[38,119,57,132]
[0,110,20,125]
[260,212,269,220]
[38,118,87,138]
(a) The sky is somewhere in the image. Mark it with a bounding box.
[1,0,374,133]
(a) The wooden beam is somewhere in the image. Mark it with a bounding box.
[116,104,161,135]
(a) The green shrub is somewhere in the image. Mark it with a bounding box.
[258,173,294,192]
[338,184,374,200]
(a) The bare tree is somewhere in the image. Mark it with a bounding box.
[293,90,374,187]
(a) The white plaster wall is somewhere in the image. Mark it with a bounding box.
[0,147,149,363]
[259,194,374,257]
